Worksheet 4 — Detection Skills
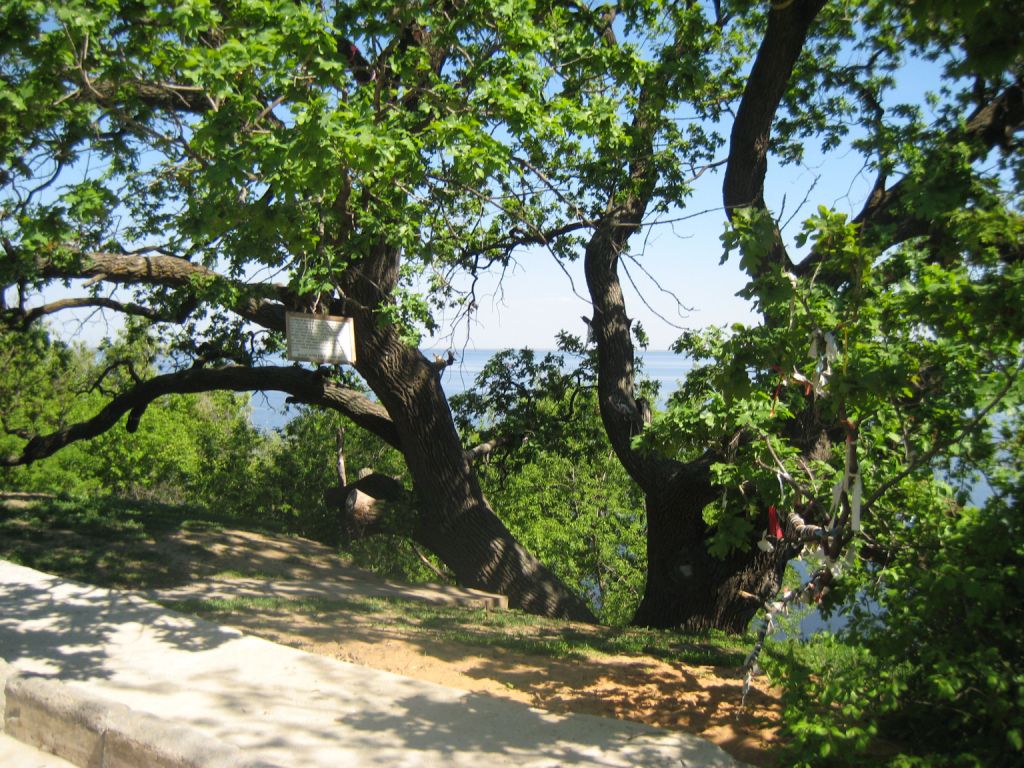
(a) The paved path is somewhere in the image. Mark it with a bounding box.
[0,733,77,767]
[0,561,742,767]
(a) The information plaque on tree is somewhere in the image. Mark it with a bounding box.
[285,312,356,365]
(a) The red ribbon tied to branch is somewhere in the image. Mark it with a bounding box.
[767,505,784,540]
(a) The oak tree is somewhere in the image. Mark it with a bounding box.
[2,0,1021,632]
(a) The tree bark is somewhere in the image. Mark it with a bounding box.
[632,477,791,632]
[331,466,594,621]
[362,343,596,621]
[579,0,828,632]
[333,243,596,622]
[0,365,400,466]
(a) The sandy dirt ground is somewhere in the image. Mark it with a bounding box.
[151,528,782,767]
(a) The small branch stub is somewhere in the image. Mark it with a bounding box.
[285,312,356,365]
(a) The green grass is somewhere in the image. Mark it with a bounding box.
[163,591,752,666]
[0,493,280,589]
[1,492,754,668]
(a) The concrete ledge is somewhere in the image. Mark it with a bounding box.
[1,669,279,768]
[4,675,116,766]
[0,733,78,767]
[0,658,9,721]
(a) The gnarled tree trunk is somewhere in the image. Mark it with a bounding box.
[633,479,791,632]
[337,244,596,623]
[575,0,828,633]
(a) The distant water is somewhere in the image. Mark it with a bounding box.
[433,348,691,400]
[250,349,692,430]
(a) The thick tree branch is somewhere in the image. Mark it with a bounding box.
[1,365,399,467]
[30,249,297,332]
[80,77,213,115]
[792,84,1024,277]
[722,0,827,267]
[37,249,231,290]
[963,81,1024,153]
[584,220,653,484]
[3,295,196,329]
[582,24,699,489]
[465,433,524,462]
[857,83,1021,243]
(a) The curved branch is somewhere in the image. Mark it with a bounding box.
[584,223,651,484]
[32,249,296,332]
[1,365,399,467]
[722,0,827,267]
[465,433,525,462]
[582,23,701,488]
[794,85,1024,277]
[83,78,213,115]
[854,82,1022,237]
[4,295,196,329]
[464,218,593,262]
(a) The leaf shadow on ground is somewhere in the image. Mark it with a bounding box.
[0,571,242,683]
[0,493,780,765]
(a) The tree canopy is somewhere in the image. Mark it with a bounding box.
[2,1,1024,762]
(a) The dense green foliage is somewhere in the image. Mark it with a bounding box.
[1,1,1022,763]
[1,324,259,501]
[0,324,442,575]
[453,341,652,624]
[0,0,731,346]
[642,120,1024,764]
[648,155,1024,765]
[763,409,1024,767]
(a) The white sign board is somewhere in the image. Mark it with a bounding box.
[285,312,356,365]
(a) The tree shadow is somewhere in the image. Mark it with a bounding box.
[320,688,734,767]
[177,596,776,766]
[149,646,740,768]
[427,647,778,767]
[1,561,741,767]
[0,562,240,682]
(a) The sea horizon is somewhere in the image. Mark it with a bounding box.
[250,347,692,429]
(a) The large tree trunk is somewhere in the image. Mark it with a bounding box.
[633,479,790,632]
[393,366,594,620]
[336,464,593,620]
[577,0,829,634]
[377,356,595,621]
[336,246,595,623]
[415,496,594,620]
[583,215,789,632]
